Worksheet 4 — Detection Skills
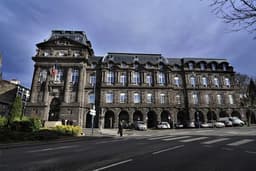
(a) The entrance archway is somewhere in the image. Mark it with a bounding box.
[231,111,241,119]
[86,111,92,128]
[147,111,157,128]
[219,111,229,118]
[104,110,115,128]
[194,111,204,122]
[48,98,60,121]
[207,111,217,122]
[177,111,185,124]
[119,111,129,128]
[133,111,143,121]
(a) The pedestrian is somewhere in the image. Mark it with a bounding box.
[118,121,123,137]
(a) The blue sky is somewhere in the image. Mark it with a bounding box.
[0,0,255,88]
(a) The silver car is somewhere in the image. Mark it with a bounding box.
[134,121,147,131]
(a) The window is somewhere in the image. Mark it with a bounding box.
[205,94,210,105]
[224,77,230,87]
[190,76,196,87]
[39,69,47,82]
[71,69,79,84]
[228,94,234,104]
[192,93,198,104]
[175,95,181,104]
[90,74,96,85]
[133,93,140,103]
[106,71,114,85]
[74,51,80,57]
[159,72,165,85]
[146,74,153,86]
[121,63,126,68]
[202,77,208,87]
[160,93,165,104]
[188,62,194,70]
[132,72,140,85]
[223,64,227,71]
[55,69,63,82]
[134,63,139,69]
[174,76,180,87]
[214,77,219,87]
[88,93,95,104]
[217,94,222,104]
[58,51,65,56]
[200,63,205,70]
[44,52,49,56]
[146,93,153,103]
[211,63,216,71]
[120,73,127,86]
[120,93,127,103]
[106,93,113,103]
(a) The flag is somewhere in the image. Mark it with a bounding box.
[51,64,58,77]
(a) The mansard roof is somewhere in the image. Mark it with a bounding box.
[49,30,89,45]
[102,52,168,65]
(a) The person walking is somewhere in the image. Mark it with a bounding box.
[118,121,123,137]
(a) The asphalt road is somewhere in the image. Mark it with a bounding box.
[1,128,256,171]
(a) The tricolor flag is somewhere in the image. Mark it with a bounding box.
[50,64,58,77]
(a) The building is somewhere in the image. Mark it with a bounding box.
[25,30,243,128]
[0,80,30,116]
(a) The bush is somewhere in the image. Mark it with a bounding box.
[0,116,7,128]
[29,118,42,131]
[10,118,42,132]
[55,125,82,136]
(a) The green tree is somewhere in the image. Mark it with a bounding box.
[9,96,23,122]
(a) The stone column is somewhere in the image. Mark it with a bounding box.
[77,67,84,104]
[30,66,41,103]
[64,68,72,103]
[43,72,50,104]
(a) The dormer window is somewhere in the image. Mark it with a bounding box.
[211,63,216,71]
[200,63,205,70]
[189,62,194,70]
[43,52,49,57]
[134,63,139,69]
[121,62,126,68]
[58,51,65,56]
[159,63,164,70]
[223,64,227,71]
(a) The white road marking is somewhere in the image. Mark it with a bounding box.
[245,151,256,154]
[201,138,229,145]
[96,139,126,144]
[180,137,208,143]
[163,136,191,141]
[93,159,133,171]
[195,130,214,133]
[148,135,174,140]
[27,145,78,153]
[227,139,254,146]
[152,145,184,155]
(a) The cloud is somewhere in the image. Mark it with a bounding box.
[0,0,255,87]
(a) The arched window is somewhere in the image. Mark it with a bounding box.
[214,77,219,87]
[174,76,180,87]
[217,94,222,104]
[188,62,194,70]
[192,93,198,104]
[228,94,234,104]
[120,73,127,86]
[190,76,196,87]
[146,74,153,86]
[146,93,153,103]
[224,77,230,87]
[202,76,208,87]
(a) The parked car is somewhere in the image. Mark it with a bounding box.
[157,122,170,129]
[185,121,195,128]
[203,122,225,128]
[134,121,147,131]
[175,123,184,129]
[229,117,245,126]
[219,117,232,127]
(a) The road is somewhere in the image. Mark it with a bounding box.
[1,127,256,171]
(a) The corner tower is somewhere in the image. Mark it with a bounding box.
[26,30,94,126]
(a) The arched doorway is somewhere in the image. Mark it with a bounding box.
[219,111,229,118]
[161,110,170,122]
[207,111,217,122]
[48,98,60,121]
[177,111,185,124]
[194,111,204,123]
[133,110,143,121]
[119,111,129,128]
[231,111,241,119]
[147,111,157,128]
[86,111,92,128]
[104,110,115,128]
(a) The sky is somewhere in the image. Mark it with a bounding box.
[0,0,255,88]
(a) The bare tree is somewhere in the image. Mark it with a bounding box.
[210,0,256,36]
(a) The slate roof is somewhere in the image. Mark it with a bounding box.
[48,30,89,46]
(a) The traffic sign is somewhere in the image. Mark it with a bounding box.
[90,109,96,116]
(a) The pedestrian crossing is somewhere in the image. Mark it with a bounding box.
[141,135,255,147]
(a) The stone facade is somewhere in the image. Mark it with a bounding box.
[26,30,245,128]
